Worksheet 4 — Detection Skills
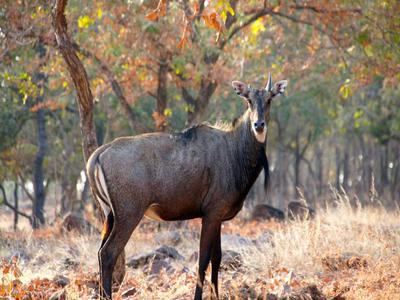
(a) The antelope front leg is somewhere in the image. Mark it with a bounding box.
[211,226,222,299]
[194,216,222,300]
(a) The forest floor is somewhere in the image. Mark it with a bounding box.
[1,198,400,300]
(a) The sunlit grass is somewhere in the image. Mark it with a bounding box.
[1,193,399,299]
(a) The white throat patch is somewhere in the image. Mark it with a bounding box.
[252,127,267,143]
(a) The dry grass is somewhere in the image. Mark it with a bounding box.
[1,196,400,299]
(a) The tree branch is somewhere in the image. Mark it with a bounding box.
[289,4,362,15]
[0,184,32,222]
[17,174,35,203]
[76,45,147,133]
[220,8,274,49]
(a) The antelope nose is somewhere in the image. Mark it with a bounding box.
[254,121,265,132]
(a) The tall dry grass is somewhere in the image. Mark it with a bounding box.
[1,192,399,299]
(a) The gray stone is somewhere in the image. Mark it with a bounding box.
[221,234,253,250]
[127,245,183,269]
[155,231,182,246]
[288,201,315,220]
[251,204,285,221]
[220,250,243,271]
[143,259,175,275]
[53,274,70,287]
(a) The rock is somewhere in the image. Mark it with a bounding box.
[53,275,70,287]
[121,287,137,298]
[281,284,327,300]
[155,231,182,246]
[321,253,368,272]
[347,255,368,269]
[49,289,66,300]
[287,201,315,220]
[155,245,184,260]
[62,257,79,269]
[192,247,246,270]
[127,245,183,269]
[253,231,275,249]
[60,213,94,234]
[143,259,175,275]
[251,204,285,221]
[222,234,253,250]
[220,250,243,271]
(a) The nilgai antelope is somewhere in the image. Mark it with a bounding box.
[87,74,288,299]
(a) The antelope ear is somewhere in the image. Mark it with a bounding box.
[232,81,250,98]
[274,80,288,95]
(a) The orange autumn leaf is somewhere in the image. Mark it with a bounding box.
[30,100,65,112]
[152,111,166,129]
[202,11,224,42]
[2,265,10,275]
[145,0,167,21]
[202,12,222,31]
[177,35,188,49]
[145,10,159,21]
[192,2,200,18]
[13,267,22,278]
[177,21,189,49]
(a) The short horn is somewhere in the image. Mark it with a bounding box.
[265,73,273,92]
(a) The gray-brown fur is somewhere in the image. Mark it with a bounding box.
[86,76,288,299]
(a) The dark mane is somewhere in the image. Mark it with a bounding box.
[175,108,250,144]
[174,123,207,143]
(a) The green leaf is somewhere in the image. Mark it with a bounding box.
[339,79,351,99]
[357,31,369,45]
[353,110,364,120]
[364,45,373,57]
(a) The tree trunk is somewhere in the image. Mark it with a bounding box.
[379,144,389,194]
[294,130,301,193]
[390,142,400,202]
[60,175,68,215]
[28,37,49,228]
[51,0,98,163]
[316,143,323,196]
[32,107,48,228]
[155,59,168,131]
[185,77,218,126]
[335,146,341,191]
[52,0,124,285]
[13,182,19,230]
[343,145,350,192]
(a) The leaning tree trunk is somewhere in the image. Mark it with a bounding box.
[51,0,125,286]
[51,0,97,161]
